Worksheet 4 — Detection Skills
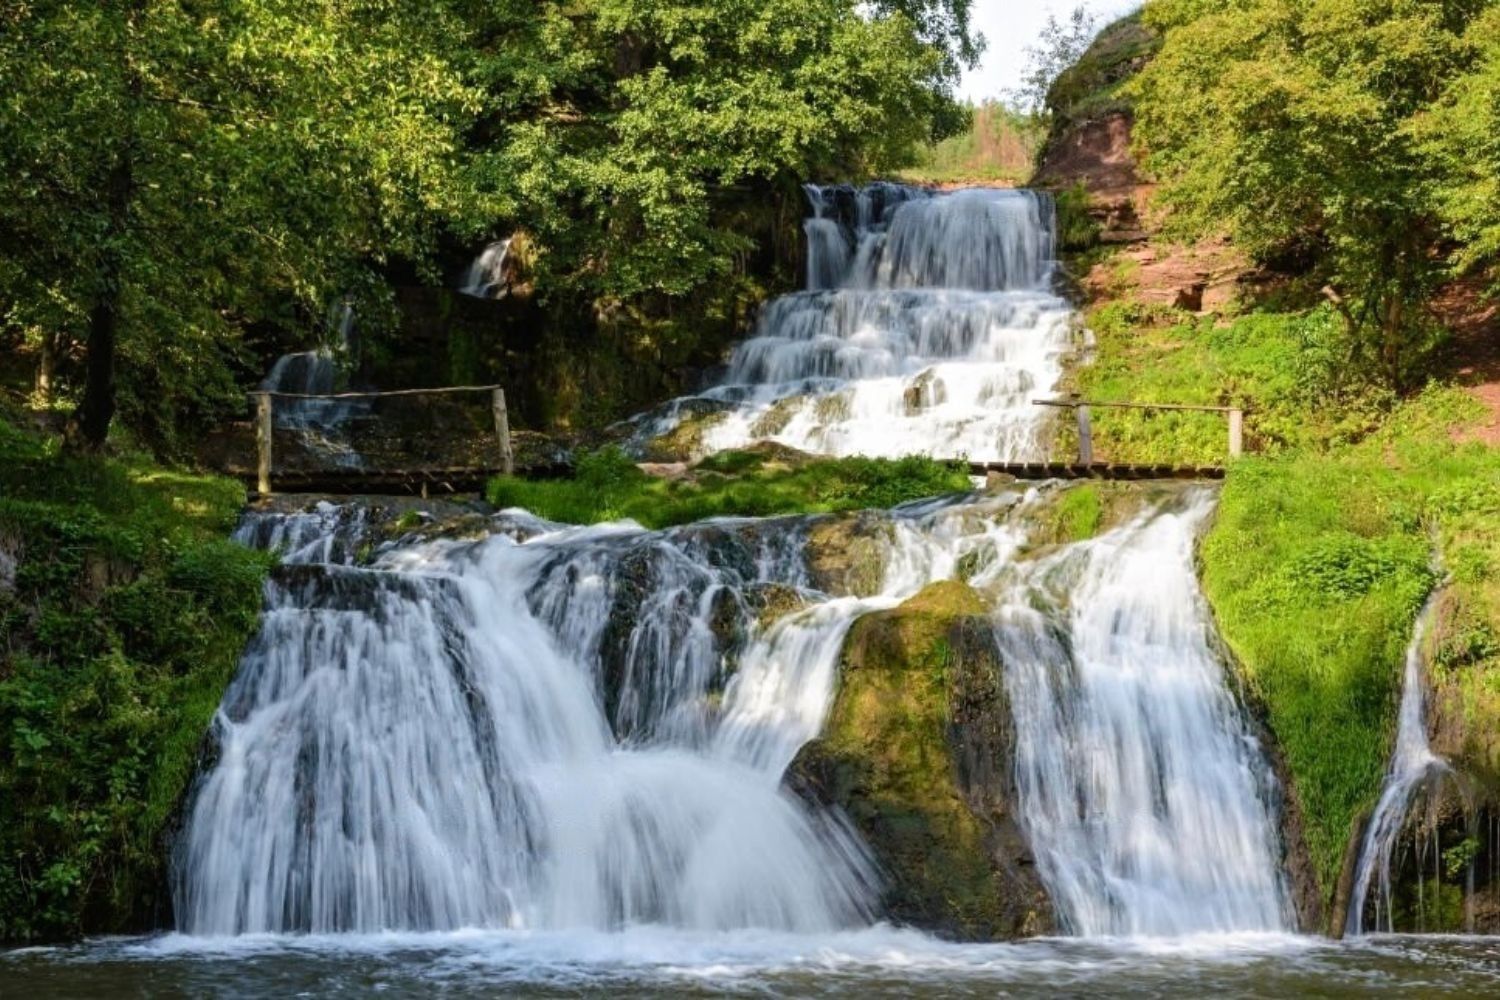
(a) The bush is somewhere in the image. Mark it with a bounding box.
[0,421,268,942]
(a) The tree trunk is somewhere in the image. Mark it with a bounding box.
[68,155,131,451]
[34,332,56,407]
[67,4,141,452]
[1383,293,1404,392]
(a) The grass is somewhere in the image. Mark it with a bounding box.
[1071,285,1500,912]
[1070,303,1394,465]
[0,418,268,942]
[486,447,973,529]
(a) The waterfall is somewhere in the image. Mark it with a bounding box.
[990,491,1291,936]
[257,298,367,466]
[1344,592,1454,935]
[634,183,1073,462]
[461,239,513,299]
[175,503,1003,935]
[177,183,1297,944]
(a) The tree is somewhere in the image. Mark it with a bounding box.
[1012,6,1099,116]
[461,0,973,303]
[0,1,484,450]
[1418,5,1500,279]
[1131,0,1494,389]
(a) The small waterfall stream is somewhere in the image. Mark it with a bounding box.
[1344,592,1457,935]
[991,492,1290,935]
[177,184,1296,943]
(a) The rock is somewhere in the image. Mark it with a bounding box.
[788,582,1054,940]
[984,471,1017,490]
[804,512,894,597]
[1172,282,1207,312]
[903,370,948,416]
[642,408,729,463]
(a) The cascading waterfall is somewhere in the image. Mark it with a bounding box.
[177,183,1297,945]
[1344,591,1456,935]
[176,501,1003,935]
[634,183,1074,461]
[461,239,513,299]
[258,300,365,467]
[989,492,1291,936]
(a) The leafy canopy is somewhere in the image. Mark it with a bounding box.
[1131,0,1499,388]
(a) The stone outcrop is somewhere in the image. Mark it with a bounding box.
[788,581,1053,939]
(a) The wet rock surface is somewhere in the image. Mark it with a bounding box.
[789,581,1054,940]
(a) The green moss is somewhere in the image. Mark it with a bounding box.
[487,447,972,530]
[0,420,268,942]
[1054,484,1104,542]
[792,582,1051,939]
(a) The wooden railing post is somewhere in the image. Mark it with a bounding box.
[1228,407,1244,459]
[1076,404,1094,465]
[492,387,514,476]
[254,392,273,496]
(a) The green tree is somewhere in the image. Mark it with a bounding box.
[463,0,973,303]
[1131,0,1494,389]
[1418,5,1500,276]
[0,1,484,450]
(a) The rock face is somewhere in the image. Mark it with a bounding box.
[789,581,1054,939]
[803,512,894,598]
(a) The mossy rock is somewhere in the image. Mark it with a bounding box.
[642,409,730,463]
[1017,481,1180,556]
[805,511,894,597]
[789,581,1053,939]
[750,395,804,438]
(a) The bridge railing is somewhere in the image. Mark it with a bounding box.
[1032,397,1244,466]
[247,385,512,496]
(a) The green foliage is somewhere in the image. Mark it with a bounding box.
[1054,484,1104,542]
[1054,183,1101,253]
[0,1,486,450]
[1417,6,1500,274]
[1,0,978,446]
[480,1,971,303]
[1132,0,1499,388]
[487,447,972,529]
[1074,305,1396,464]
[1198,392,1500,909]
[0,420,268,941]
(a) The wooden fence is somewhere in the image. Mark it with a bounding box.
[248,384,512,497]
[1032,397,1244,465]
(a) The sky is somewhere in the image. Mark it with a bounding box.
[959,0,1143,102]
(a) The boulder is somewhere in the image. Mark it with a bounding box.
[789,581,1054,939]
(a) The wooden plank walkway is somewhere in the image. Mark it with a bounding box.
[967,461,1225,482]
[241,460,1223,498]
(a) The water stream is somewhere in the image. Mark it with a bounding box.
[1345,591,1461,935]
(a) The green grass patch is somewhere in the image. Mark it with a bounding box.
[487,447,973,529]
[1072,304,1395,465]
[0,419,268,942]
[1054,484,1104,542]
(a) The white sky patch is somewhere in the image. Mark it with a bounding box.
[959,0,1144,102]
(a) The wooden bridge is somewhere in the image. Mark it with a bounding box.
[243,388,1244,496]
[247,384,514,497]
